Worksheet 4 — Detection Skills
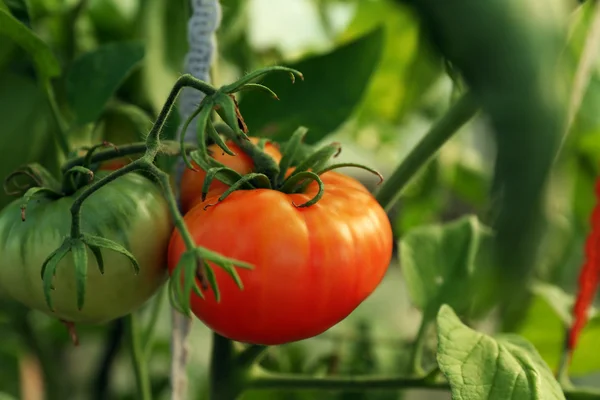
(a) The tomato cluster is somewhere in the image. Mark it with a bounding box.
[170,138,393,345]
[0,135,392,346]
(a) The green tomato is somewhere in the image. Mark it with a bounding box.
[0,172,172,323]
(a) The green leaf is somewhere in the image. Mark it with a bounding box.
[400,215,492,321]
[340,0,442,124]
[137,0,189,114]
[3,0,30,27]
[66,41,145,125]
[437,305,565,400]
[0,8,59,79]
[0,73,53,209]
[238,27,384,144]
[518,283,600,377]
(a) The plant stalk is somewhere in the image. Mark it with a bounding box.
[44,80,71,158]
[375,92,478,211]
[126,313,152,400]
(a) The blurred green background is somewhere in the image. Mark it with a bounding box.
[2,0,600,399]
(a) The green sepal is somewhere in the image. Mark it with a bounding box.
[168,246,253,314]
[41,239,72,311]
[220,66,303,93]
[236,83,280,100]
[88,245,104,274]
[207,120,236,156]
[317,162,383,183]
[204,263,220,303]
[206,173,271,208]
[81,233,139,274]
[4,163,62,196]
[71,239,88,310]
[201,166,249,202]
[64,166,95,181]
[20,186,62,221]
[288,142,341,180]
[82,141,116,168]
[277,126,308,186]
[279,171,324,207]
[179,99,212,171]
[213,92,248,137]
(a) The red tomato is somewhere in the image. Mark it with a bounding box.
[168,171,393,345]
[179,137,281,212]
[99,157,131,171]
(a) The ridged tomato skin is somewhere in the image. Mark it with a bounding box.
[168,171,393,345]
[179,137,282,212]
[0,172,172,324]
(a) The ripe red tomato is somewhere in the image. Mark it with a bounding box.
[168,170,393,345]
[179,137,281,212]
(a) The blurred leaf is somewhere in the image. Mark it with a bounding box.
[137,0,189,113]
[0,7,60,79]
[101,100,153,144]
[518,283,600,377]
[400,215,492,321]
[0,393,18,400]
[3,0,30,27]
[437,305,565,399]
[238,27,384,144]
[403,0,569,328]
[340,0,442,124]
[88,0,139,42]
[0,72,52,208]
[66,41,145,125]
[447,162,489,208]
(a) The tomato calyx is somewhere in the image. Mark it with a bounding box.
[42,233,140,311]
[193,126,384,209]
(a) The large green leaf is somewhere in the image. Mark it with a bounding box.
[137,0,190,114]
[437,305,565,400]
[238,27,384,144]
[0,7,60,79]
[340,0,442,126]
[402,0,569,328]
[66,41,145,125]
[0,72,52,208]
[518,283,600,377]
[400,215,492,322]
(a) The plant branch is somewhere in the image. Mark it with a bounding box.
[142,287,166,357]
[557,0,600,155]
[11,310,63,400]
[246,369,600,399]
[93,319,125,400]
[43,80,71,158]
[375,92,478,211]
[126,313,152,400]
[407,315,431,376]
[237,345,268,368]
[210,333,244,400]
[60,141,196,173]
[246,369,447,392]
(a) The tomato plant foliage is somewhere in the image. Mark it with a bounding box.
[2,0,600,400]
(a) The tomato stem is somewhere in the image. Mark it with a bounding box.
[126,313,153,400]
[375,93,478,212]
[60,141,196,174]
[43,80,71,159]
[246,368,448,392]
